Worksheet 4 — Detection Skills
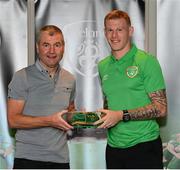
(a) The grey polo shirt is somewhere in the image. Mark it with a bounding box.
[8,60,75,163]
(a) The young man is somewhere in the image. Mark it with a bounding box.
[95,10,167,169]
[7,25,75,169]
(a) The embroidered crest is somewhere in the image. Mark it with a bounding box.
[126,66,138,78]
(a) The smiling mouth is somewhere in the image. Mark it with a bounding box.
[111,40,120,44]
[47,55,57,59]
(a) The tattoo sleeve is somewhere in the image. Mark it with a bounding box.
[128,89,167,120]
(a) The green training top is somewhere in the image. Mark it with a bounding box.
[98,44,166,148]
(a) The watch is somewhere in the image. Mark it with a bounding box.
[122,110,131,122]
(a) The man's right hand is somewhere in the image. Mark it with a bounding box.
[93,109,123,129]
[49,110,73,131]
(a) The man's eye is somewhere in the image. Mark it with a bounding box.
[55,43,61,48]
[107,29,113,32]
[117,29,122,32]
[43,44,49,47]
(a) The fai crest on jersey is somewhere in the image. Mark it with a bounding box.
[126,66,138,78]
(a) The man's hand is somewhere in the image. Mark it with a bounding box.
[94,109,123,128]
[50,110,73,131]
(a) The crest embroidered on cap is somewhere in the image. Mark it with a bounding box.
[126,66,138,78]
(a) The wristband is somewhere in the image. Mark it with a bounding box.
[122,110,131,122]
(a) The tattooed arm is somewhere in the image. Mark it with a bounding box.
[129,89,167,120]
[94,89,167,128]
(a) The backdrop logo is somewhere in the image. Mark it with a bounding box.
[63,21,105,77]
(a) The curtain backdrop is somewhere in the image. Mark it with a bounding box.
[157,0,180,168]
[0,0,144,168]
[0,0,27,168]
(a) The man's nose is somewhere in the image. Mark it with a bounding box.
[49,46,55,53]
[112,31,118,37]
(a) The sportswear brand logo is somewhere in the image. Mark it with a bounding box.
[126,66,138,78]
[102,74,109,81]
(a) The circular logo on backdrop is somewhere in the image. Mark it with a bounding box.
[77,39,99,74]
[63,21,106,77]
[126,66,139,78]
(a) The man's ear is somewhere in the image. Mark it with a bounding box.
[36,43,39,54]
[104,28,107,37]
[129,26,134,37]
